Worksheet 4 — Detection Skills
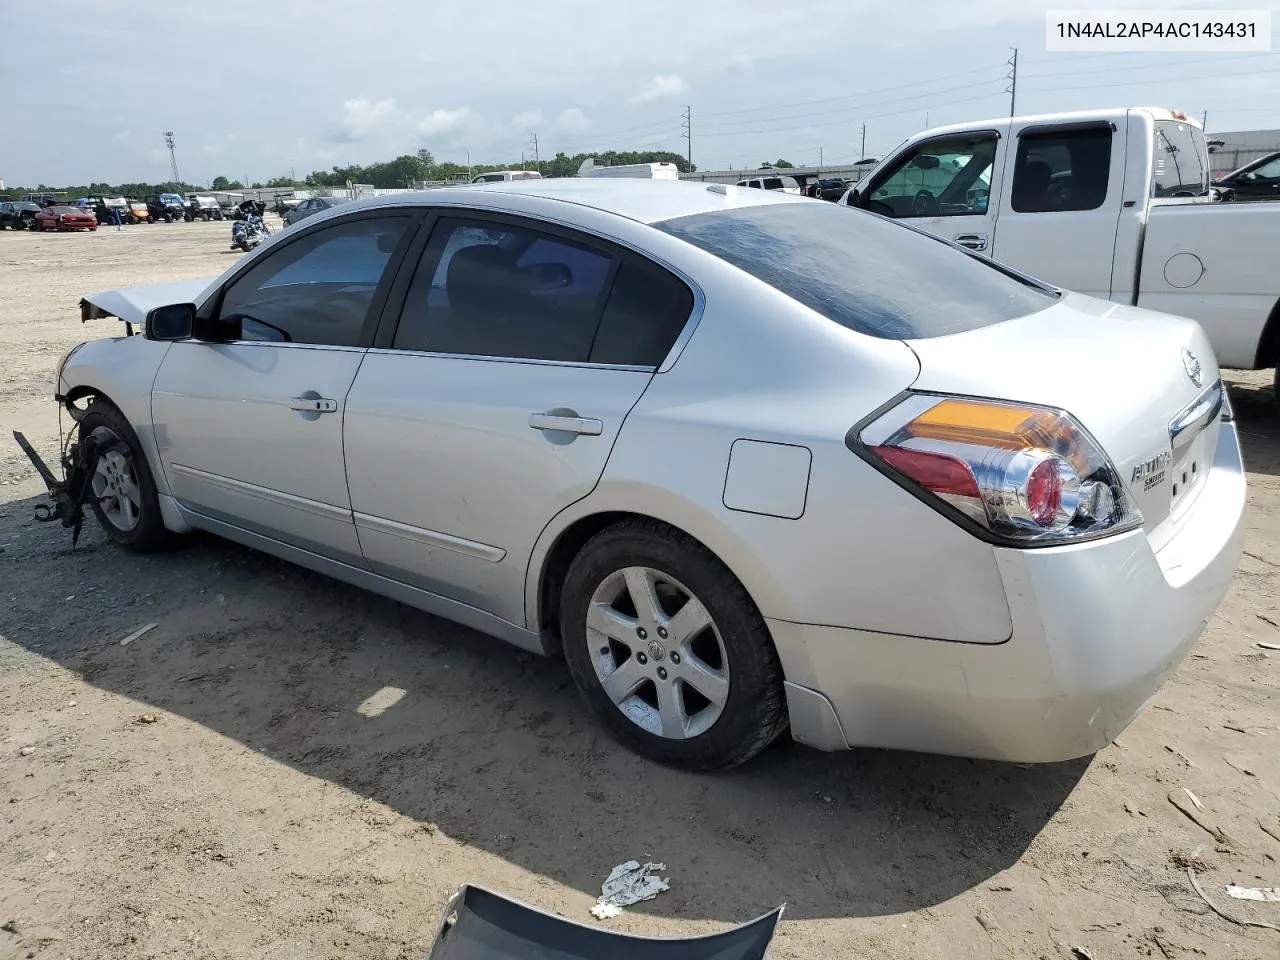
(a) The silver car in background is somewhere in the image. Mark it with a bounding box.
[282,194,350,227]
[48,179,1244,770]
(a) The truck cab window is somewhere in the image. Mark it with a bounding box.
[1011,128,1112,213]
[869,136,996,218]
[1152,120,1208,198]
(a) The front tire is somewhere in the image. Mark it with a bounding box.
[560,519,788,770]
[79,402,173,552]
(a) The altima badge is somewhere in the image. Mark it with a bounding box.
[1181,348,1203,387]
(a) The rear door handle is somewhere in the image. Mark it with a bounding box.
[529,412,603,436]
[290,396,338,413]
[953,232,989,251]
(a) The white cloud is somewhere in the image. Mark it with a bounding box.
[512,109,544,128]
[630,74,687,104]
[418,107,471,137]
[334,97,401,141]
[553,108,588,134]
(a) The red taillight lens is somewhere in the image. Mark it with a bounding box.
[872,446,979,499]
[856,394,1141,545]
[1026,456,1065,527]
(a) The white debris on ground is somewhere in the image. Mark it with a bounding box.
[589,860,670,920]
[1225,885,1280,902]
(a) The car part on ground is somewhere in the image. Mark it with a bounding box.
[426,884,782,960]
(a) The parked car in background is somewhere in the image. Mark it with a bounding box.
[578,159,680,180]
[1213,151,1280,202]
[33,205,98,231]
[809,177,850,201]
[471,170,542,183]
[91,197,130,225]
[41,179,1243,771]
[735,174,802,194]
[282,195,349,227]
[146,193,187,223]
[0,201,41,229]
[843,106,1280,396]
[186,195,224,220]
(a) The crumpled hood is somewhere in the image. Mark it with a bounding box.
[80,277,219,324]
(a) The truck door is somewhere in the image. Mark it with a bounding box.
[990,119,1126,299]
[853,128,1004,255]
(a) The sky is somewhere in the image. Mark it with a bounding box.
[1,0,1278,186]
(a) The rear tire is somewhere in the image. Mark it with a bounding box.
[560,518,788,770]
[79,401,174,552]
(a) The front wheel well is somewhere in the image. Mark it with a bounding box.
[59,385,116,422]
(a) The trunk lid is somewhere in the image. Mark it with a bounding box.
[906,292,1222,536]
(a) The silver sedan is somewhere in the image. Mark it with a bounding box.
[49,179,1244,769]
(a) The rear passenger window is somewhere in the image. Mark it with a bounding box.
[393,217,614,362]
[1011,127,1112,213]
[764,178,783,189]
[590,259,694,366]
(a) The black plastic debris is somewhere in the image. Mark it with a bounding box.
[426,884,784,960]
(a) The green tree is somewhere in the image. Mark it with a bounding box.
[211,176,231,190]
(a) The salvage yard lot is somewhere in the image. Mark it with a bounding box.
[1,223,1278,960]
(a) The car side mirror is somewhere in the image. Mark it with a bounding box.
[145,303,195,340]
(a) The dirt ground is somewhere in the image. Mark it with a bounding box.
[1,221,1278,960]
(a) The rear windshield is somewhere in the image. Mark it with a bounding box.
[654,202,1056,340]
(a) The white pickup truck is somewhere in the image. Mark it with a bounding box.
[843,107,1280,393]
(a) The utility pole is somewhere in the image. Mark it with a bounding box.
[163,131,180,186]
[1006,47,1019,119]
[681,105,692,171]
[528,130,540,170]
[860,123,866,161]
[819,146,823,175]
[1201,110,1208,130]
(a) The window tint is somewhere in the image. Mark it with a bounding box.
[393,217,614,361]
[871,136,996,218]
[1245,156,1280,181]
[218,216,410,346]
[1152,120,1208,197]
[656,202,1054,340]
[589,258,694,366]
[1011,127,1112,213]
[764,178,784,189]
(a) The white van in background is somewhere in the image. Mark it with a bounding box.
[736,174,802,194]
[471,170,543,183]
[578,159,681,180]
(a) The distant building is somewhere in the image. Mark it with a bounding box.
[1208,129,1280,176]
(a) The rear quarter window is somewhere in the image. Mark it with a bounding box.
[655,202,1056,340]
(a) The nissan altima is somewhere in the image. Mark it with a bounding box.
[33,179,1244,770]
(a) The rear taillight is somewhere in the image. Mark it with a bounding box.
[854,394,1141,546]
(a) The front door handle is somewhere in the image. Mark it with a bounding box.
[953,232,989,251]
[529,412,603,436]
[290,396,338,413]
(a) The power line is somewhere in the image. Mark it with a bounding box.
[697,84,1007,138]
[694,61,1007,121]
[698,89,1008,140]
[1024,63,1280,94]
[552,115,684,149]
[1021,50,1275,80]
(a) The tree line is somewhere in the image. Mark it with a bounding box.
[1,149,695,199]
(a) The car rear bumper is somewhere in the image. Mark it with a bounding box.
[773,420,1246,762]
